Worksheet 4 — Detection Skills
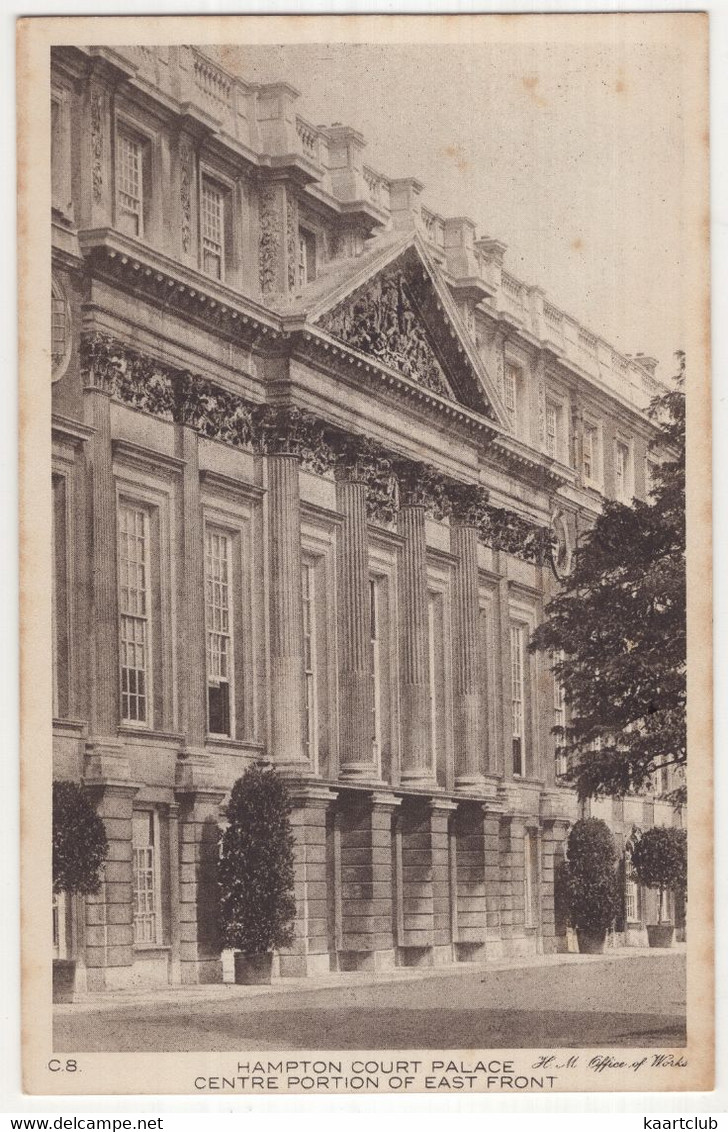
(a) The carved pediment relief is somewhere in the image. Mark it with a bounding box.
[311,245,503,422]
[317,264,453,399]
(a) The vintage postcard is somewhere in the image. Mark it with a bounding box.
[18,12,712,1096]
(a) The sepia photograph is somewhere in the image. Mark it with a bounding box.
[18,12,712,1096]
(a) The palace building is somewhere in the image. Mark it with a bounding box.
[50,44,683,989]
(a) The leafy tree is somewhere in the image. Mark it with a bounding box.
[563,818,621,937]
[630,826,687,922]
[218,764,297,954]
[53,780,108,895]
[530,355,685,801]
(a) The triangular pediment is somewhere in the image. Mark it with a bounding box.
[308,237,508,426]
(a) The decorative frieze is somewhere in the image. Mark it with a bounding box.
[317,266,451,398]
[78,331,552,564]
[80,333,176,419]
[446,481,489,527]
[174,372,254,449]
[478,505,553,564]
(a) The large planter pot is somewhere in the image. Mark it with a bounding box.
[646,924,675,949]
[576,928,607,954]
[234,952,274,985]
[53,959,77,1004]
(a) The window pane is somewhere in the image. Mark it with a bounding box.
[510,624,525,775]
[117,132,143,236]
[201,178,224,279]
[132,812,157,945]
[118,504,150,723]
[205,530,233,735]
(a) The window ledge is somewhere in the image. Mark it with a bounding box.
[119,727,184,744]
[205,735,265,752]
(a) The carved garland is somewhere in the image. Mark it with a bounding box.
[179,143,192,255]
[286,194,299,293]
[317,266,451,398]
[90,91,104,204]
[78,332,551,562]
[258,185,282,295]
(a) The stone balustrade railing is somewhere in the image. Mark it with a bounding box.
[104,44,666,414]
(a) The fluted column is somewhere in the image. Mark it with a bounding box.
[397,466,437,787]
[336,470,378,780]
[447,483,489,790]
[267,452,308,770]
[451,529,483,789]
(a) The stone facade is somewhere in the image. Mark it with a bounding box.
[50,45,683,989]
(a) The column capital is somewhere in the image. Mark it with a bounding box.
[253,405,334,474]
[446,482,490,528]
[394,458,448,515]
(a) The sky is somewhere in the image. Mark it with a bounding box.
[215,37,692,381]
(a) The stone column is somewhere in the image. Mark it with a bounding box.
[496,557,514,781]
[336,790,400,970]
[278,784,337,977]
[335,463,377,781]
[175,424,208,748]
[267,451,308,771]
[396,465,437,788]
[448,484,488,791]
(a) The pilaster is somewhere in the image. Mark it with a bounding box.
[81,778,140,991]
[83,385,119,739]
[175,751,224,985]
[336,790,400,970]
[278,782,337,978]
[396,795,456,965]
[540,817,570,955]
[176,424,207,746]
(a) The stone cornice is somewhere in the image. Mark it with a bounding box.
[295,326,499,443]
[80,330,553,565]
[79,229,285,346]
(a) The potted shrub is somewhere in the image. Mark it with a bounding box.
[52,780,108,1003]
[218,764,297,984]
[630,826,687,948]
[563,818,621,954]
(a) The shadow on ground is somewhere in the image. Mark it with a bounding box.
[54,1006,686,1052]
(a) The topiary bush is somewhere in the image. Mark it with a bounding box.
[630,825,687,923]
[218,764,297,955]
[564,817,621,937]
[53,780,109,895]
